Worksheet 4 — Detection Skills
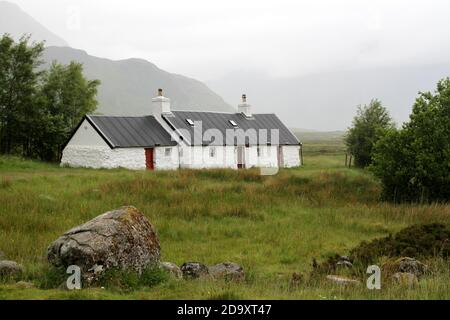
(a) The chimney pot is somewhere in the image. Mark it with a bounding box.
[238,93,252,117]
[152,88,171,116]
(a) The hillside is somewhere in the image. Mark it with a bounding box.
[208,64,450,130]
[0,1,67,46]
[42,47,234,116]
[0,1,233,116]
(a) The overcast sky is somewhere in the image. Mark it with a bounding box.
[8,0,450,81]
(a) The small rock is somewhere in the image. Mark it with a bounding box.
[180,262,209,279]
[383,257,428,279]
[336,256,353,268]
[289,272,303,288]
[38,194,56,202]
[397,257,427,277]
[0,260,23,277]
[15,281,35,289]
[89,264,105,276]
[392,272,418,288]
[336,260,353,268]
[208,262,244,281]
[160,262,182,279]
[326,275,360,286]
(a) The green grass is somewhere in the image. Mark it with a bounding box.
[0,143,449,300]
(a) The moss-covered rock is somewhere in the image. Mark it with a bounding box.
[47,206,160,280]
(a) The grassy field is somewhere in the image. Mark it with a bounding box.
[0,140,449,300]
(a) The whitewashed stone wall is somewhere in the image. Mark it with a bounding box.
[281,145,301,167]
[154,146,179,170]
[179,145,237,169]
[244,146,278,168]
[61,146,146,169]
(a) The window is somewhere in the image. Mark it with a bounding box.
[229,120,238,127]
[186,119,194,126]
[209,146,216,158]
[165,148,172,157]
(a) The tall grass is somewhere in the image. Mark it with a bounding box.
[0,154,449,299]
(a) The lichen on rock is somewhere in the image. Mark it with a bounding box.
[47,206,160,279]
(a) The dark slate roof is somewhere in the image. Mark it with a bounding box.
[86,115,177,148]
[162,111,300,146]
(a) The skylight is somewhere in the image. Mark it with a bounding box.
[229,120,238,127]
[186,119,194,126]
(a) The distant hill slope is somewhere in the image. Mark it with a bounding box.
[0,1,233,115]
[0,1,67,46]
[208,64,450,130]
[42,47,233,116]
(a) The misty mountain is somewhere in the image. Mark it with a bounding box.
[0,1,233,116]
[208,65,450,130]
[42,47,233,116]
[0,1,67,46]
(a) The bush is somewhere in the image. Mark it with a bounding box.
[350,223,450,265]
[312,223,450,277]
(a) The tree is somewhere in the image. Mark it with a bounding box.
[372,78,450,203]
[0,34,100,161]
[0,34,44,155]
[345,99,394,168]
[34,62,100,161]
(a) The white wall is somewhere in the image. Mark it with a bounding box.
[250,146,278,168]
[154,146,179,170]
[179,145,237,169]
[61,146,147,169]
[67,119,109,147]
[281,145,301,167]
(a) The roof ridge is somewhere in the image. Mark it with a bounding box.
[88,114,156,118]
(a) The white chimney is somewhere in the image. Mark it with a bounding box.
[152,88,171,117]
[238,94,252,117]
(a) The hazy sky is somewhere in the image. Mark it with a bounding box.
[8,0,450,81]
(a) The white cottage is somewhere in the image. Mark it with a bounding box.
[61,90,302,170]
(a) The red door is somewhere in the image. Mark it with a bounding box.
[145,148,154,170]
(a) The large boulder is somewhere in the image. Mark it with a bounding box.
[0,260,23,278]
[208,262,245,281]
[47,206,160,276]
